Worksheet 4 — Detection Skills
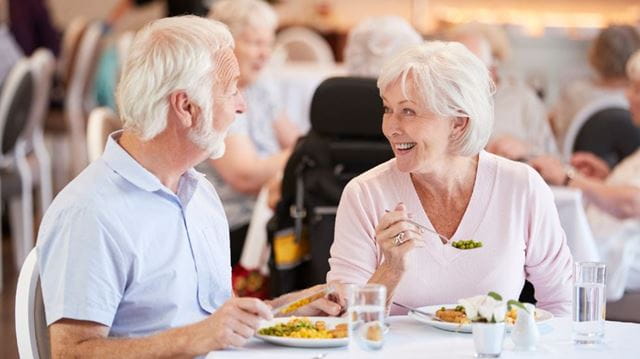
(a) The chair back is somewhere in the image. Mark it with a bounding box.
[561,95,628,161]
[87,107,120,162]
[65,20,105,174]
[0,59,34,164]
[274,27,335,65]
[15,248,50,359]
[268,77,393,295]
[27,49,56,148]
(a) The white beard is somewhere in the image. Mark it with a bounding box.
[188,109,228,159]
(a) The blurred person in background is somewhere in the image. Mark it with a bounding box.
[5,0,60,56]
[0,21,23,86]
[448,23,557,161]
[551,25,640,156]
[531,49,640,301]
[203,0,300,267]
[344,15,422,78]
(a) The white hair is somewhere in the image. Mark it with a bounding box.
[116,16,234,141]
[209,0,278,36]
[344,16,422,78]
[378,41,495,156]
[628,49,640,82]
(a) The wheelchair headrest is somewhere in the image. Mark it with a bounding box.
[310,76,385,140]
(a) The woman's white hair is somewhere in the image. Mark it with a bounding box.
[116,16,234,141]
[344,16,422,78]
[209,0,278,36]
[378,41,494,156]
[628,49,640,82]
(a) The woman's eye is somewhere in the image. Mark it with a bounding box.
[402,108,416,116]
[382,106,392,114]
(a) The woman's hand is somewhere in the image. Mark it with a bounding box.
[571,152,610,180]
[375,202,425,272]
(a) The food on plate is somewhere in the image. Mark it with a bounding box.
[435,305,470,324]
[258,318,348,339]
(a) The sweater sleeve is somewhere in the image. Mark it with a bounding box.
[524,169,574,316]
[327,180,380,285]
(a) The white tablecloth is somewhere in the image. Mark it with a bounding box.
[551,186,600,262]
[207,315,639,359]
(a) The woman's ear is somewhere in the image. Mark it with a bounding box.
[450,116,469,140]
[168,91,198,128]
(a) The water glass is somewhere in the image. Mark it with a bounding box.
[572,262,606,344]
[348,284,386,351]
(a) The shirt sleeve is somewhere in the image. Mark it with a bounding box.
[327,180,380,285]
[38,205,127,327]
[523,89,558,155]
[524,170,574,316]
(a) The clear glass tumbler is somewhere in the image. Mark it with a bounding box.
[572,262,606,344]
[348,284,386,352]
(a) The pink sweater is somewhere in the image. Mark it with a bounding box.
[327,151,573,316]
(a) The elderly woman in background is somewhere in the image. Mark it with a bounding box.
[327,42,573,316]
[448,23,557,160]
[531,50,640,301]
[551,25,640,160]
[344,16,422,78]
[201,0,300,265]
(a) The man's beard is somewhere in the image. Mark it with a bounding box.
[188,108,227,160]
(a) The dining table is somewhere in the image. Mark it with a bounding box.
[207,315,639,359]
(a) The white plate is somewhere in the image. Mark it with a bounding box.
[408,304,554,333]
[256,317,349,348]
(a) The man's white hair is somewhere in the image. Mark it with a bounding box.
[344,16,422,78]
[209,0,278,36]
[628,49,640,82]
[378,41,495,156]
[116,16,234,141]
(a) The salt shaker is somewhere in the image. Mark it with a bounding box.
[511,303,539,351]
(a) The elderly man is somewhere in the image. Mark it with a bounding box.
[38,16,339,358]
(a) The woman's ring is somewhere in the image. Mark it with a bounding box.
[393,231,405,246]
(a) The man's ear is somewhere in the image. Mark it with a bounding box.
[168,91,198,128]
[450,116,469,140]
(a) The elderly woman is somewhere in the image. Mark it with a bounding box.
[448,23,557,160]
[551,25,640,163]
[202,0,300,265]
[531,50,640,301]
[344,16,422,78]
[327,42,573,316]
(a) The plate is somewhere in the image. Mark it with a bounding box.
[408,304,554,333]
[256,317,349,348]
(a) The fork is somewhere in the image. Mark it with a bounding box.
[392,302,440,321]
[384,209,450,243]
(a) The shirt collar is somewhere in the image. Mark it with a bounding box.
[102,131,205,202]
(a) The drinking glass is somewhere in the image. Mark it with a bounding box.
[348,284,386,352]
[572,262,606,344]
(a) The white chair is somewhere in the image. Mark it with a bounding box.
[274,27,335,65]
[0,59,36,275]
[86,107,120,162]
[560,95,628,162]
[28,48,55,216]
[64,20,104,176]
[15,248,50,359]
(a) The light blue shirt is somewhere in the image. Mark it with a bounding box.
[38,132,232,337]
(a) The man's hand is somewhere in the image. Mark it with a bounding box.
[571,152,610,180]
[193,297,273,352]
